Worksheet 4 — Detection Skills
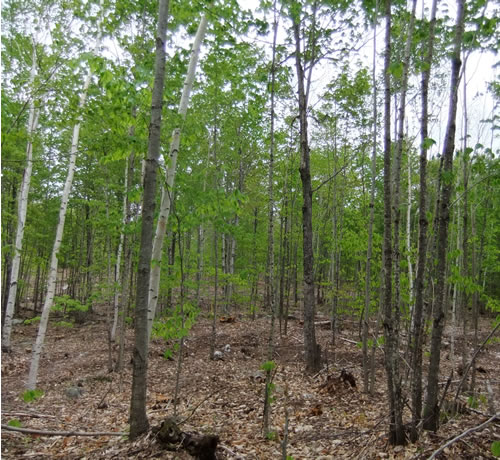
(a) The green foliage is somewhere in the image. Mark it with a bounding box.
[7,419,22,427]
[52,295,88,313]
[423,137,436,149]
[152,302,200,359]
[491,440,500,457]
[54,321,74,328]
[261,360,277,372]
[22,389,44,403]
[24,316,41,325]
[467,395,479,409]
[266,430,277,441]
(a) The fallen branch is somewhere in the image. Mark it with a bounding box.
[454,322,500,406]
[338,336,359,345]
[427,413,499,460]
[1,425,126,437]
[219,443,246,459]
[2,411,56,419]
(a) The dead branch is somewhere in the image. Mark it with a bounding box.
[1,424,126,437]
[2,412,56,419]
[453,322,500,406]
[219,443,246,459]
[427,413,499,460]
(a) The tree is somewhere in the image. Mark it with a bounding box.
[410,0,438,442]
[129,0,170,440]
[26,24,103,390]
[423,0,466,432]
[290,0,321,373]
[2,40,39,352]
[381,0,406,445]
[147,13,209,341]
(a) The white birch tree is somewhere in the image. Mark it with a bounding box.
[147,15,209,340]
[2,41,39,353]
[26,33,102,391]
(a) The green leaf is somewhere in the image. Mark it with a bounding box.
[8,419,22,427]
[389,62,404,79]
[22,389,44,403]
[261,360,276,372]
[423,137,436,149]
[492,440,500,457]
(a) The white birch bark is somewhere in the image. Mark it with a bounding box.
[26,37,101,390]
[147,15,208,340]
[110,157,129,342]
[2,43,39,352]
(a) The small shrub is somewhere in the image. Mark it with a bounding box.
[55,321,73,328]
[491,440,500,457]
[22,389,44,403]
[7,419,22,427]
[23,316,41,325]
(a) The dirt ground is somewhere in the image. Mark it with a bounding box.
[1,308,499,459]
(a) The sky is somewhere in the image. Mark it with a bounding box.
[240,0,499,156]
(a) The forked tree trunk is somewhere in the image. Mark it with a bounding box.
[423,0,465,432]
[2,41,39,352]
[147,15,208,341]
[129,0,169,440]
[26,33,101,390]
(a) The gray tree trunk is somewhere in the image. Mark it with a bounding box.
[147,15,208,340]
[292,10,320,374]
[129,0,170,440]
[381,0,406,445]
[362,3,378,393]
[409,0,437,442]
[263,0,278,436]
[423,0,465,432]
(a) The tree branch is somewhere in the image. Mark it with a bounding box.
[1,425,126,437]
[427,413,499,460]
[312,165,347,194]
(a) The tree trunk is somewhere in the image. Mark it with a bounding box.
[147,14,208,341]
[409,0,437,442]
[26,33,100,390]
[263,0,278,436]
[363,3,378,393]
[2,41,39,352]
[129,0,169,440]
[381,0,406,445]
[292,10,320,374]
[423,0,465,432]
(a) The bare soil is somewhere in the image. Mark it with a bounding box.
[1,308,499,459]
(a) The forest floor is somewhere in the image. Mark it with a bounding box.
[1,306,499,459]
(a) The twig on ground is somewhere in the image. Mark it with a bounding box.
[177,388,221,426]
[453,323,500,405]
[427,413,499,460]
[219,443,246,459]
[2,411,56,419]
[1,425,126,437]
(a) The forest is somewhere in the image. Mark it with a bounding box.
[1,0,499,458]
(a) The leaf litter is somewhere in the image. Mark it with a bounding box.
[1,311,499,459]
